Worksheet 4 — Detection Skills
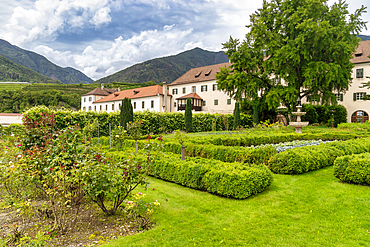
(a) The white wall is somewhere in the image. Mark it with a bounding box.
[169,79,235,113]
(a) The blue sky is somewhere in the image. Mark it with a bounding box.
[0,0,369,81]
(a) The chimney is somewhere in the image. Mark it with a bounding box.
[118,87,121,91]
[101,83,104,90]
[163,82,168,112]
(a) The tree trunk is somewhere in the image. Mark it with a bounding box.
[181,145,185,161]
[135,141,138,154]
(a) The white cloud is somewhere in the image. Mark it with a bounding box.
[0,0,113,46]
[34,25,197,80]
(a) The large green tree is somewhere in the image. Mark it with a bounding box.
[185,98,193,132]
[216,0,367,118]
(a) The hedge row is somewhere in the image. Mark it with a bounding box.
[268,137,370,174]
[334,153,370,185]
[23,106,253,135]
[104,149,273,199]
[186,132,360,147]
[150,155,273,199]
[163,141,277,164]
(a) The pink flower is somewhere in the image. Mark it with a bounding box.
[127,201,133,204]
[17,144,21,147]
[138,192,143,196]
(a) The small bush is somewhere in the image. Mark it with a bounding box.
[334,152,370,185]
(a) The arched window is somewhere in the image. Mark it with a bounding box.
[351,110,369,123]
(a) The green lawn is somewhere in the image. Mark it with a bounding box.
[0,83,27,91]
[103,166,370,246]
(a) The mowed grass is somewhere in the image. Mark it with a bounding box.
[103,166,370,246]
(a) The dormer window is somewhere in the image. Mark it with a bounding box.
[205,69,212,76]
[195,71,202,78]
[133,90,139,95]
[114,93,119,97]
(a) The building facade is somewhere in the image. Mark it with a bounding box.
[168,63,236,114]
[81,84,172,113]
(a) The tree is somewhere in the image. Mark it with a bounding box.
[185,98,193,132]
[233,102,241,129]
[216,0,367,116]
[120,97,133,128]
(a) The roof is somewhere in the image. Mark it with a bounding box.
[176,92,203,100]
[82,87,117,96]
[351,40,370,64]
[0,113,23,116]
[170,62,231,86]
[93,85,172,103]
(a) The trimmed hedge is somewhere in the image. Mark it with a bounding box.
[334,153,370,185]
[268,137,370,174]
[163,141,277,164]
[186,132,360,147]
[150,155,273,199]
[23,106,253,136]
[104,149,273,199]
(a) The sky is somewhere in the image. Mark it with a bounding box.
[0,0,369,81]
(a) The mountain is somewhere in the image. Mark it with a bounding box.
[95,47,229,84]
[0,39,93,84]
[358,35,370,41]
[0,55,60,83]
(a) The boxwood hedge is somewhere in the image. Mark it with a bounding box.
[334,153,370,185]
[268,137,370,174]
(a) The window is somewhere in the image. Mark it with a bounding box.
[335,93,343,102]
[134,102,136,109]
[274,78,280,85]
[353,92,366,101]
[212,84,218,91]
[88,106,92,111]
[174,102,177,107]
[356,68,364,78]
[89,97,92,102]
[83,107,86,111]
[105,105,108,111]
[94,106,96,111]
[201,85,207,92]
[142,101,145,109]
[192,86,196,93]
[214,99,218,105]
[182,87,186,94]
[100,105,102,111]
[84,98,86,102]
[119,103,121,109]
[112,104,114,111]
[307,95,320,102]
[203,101,206,106]
[172,88,178,94]
[227,99,231,105]
[151,100,154,108]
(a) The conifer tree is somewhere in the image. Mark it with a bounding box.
[120,97,133,128]
[233,102,241,129]
[185,98,193,132]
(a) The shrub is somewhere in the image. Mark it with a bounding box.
[334,152,370,185]
[120,97,133,128]
[301,104,347,127]
[268,137,370,174]
[149,155,273,199]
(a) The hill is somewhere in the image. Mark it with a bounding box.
[95,47,229,84]
[0,39,93,84]
[358,34,370,41]
[0,55,60,83]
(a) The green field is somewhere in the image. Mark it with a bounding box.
[0,83,28,91]
[103,167,370,246]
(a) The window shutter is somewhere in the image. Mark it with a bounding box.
[353,93,357,101]
[340,94,343,101]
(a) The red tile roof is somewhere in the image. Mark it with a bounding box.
[170,62,231,86]
[176,92,203,100]
[351,40,370,64]
[93,85,171,103]
[0,113,22,116]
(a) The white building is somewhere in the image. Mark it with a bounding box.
[81,84,172,113]
[168,62,236,114]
